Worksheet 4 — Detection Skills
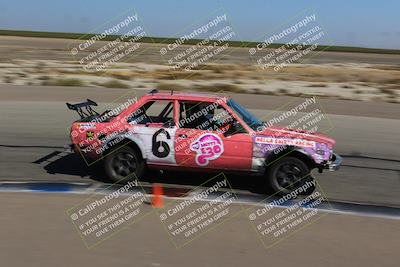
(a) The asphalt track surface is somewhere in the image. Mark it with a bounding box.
[0,85,399,207]
[1,192,399,267]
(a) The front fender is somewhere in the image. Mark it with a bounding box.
[264,146,317,170]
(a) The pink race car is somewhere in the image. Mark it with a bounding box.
[66,90,341,194]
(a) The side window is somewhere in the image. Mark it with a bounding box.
[179,101,211,130]
[209,105,247,134]
[217,105,248,135]
[212,105,234,129]
[128,100,174,124]
[178,101,235,131]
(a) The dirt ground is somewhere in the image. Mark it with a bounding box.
[0,36,399,103]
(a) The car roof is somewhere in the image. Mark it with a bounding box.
[143,91,228,103]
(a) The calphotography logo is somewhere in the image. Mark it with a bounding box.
[158,10,238,78]
[246,178,331,249]
[67,177,150,249]
[250,12,331,72]
[190,133,224,166]
[69,10,147,72]
[155,173,244,248]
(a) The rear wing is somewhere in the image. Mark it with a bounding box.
[66,99,99,119]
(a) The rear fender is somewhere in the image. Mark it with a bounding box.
[101,133,147,159]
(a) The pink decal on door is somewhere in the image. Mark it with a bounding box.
[190,133,224,166]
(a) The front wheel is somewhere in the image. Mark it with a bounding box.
[266,156,314,195]
[104,146,145,183]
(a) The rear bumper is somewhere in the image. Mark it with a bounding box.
[64,143,82,155]
[324,153,342,171]
[64,143,102,162]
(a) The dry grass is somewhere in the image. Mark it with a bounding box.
[156,83,186,91]
[379,88,396,95]
[368,65,400,71]
[27,62,400,88]
[109,71,132,80]
[42,78,85,86]
[341,84,354,89]
[194,83,244,93]
[307,83,328,87]
[2,59,399,103]
[95,79,129,88]
[382,85,400,90]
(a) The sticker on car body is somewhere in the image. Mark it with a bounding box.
[255,136,316,148]
[86,131,95,141]
[78,123,96,130]
[190,133,224,166]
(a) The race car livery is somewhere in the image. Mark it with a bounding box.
[66,90,342,194]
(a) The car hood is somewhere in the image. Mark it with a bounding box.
[256,126,336,148]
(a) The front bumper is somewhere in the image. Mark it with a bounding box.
[324,153,342,171]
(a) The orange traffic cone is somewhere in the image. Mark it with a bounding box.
[152,183,164,208]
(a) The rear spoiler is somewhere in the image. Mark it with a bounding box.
[66,99,99,119]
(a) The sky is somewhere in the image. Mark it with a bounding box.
[0,0,399,49]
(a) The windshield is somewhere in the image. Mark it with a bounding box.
[227,99,263,131]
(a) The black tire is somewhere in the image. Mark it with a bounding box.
[104,146,145,183]
[298,175,316,196]
[266,156,311,195]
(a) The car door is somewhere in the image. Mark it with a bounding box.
[127,99,177,165]
[174,100,253,170]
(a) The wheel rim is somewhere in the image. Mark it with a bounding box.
[112,151,137,177]
[276,163,303,190]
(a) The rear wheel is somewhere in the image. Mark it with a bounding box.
[266,156,314,195]
[104,146,145,183]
